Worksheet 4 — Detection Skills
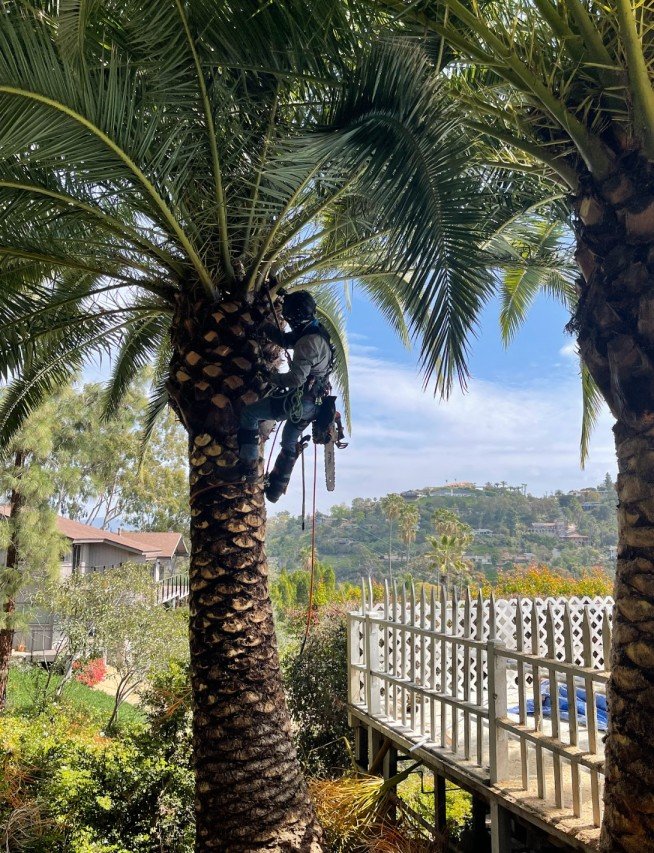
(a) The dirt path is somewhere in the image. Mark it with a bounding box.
[91,665,140,706]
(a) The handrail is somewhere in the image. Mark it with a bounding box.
[348,579,613,828]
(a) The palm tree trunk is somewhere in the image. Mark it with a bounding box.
[572,163,654,851]
[0,451,25,709]
[601,422,654,851]
[168,291,322,852]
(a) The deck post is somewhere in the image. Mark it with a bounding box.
[487,637,509,784]
[490,800,511,853]
[383,743,398,822]
[471,796,488,846]
[434,772,447,836]
[383,742,397,781]
[347,614,360,708]
[368,726,384,770]
[366,616,381,716]
[354,722,368,772]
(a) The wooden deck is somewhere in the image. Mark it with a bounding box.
[347,580,613,852]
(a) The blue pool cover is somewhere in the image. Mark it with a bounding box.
[509,680,608,732]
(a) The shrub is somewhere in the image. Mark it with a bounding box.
[72,658,107,687]
[488,564,614,598]
[283,604,351,776]
[0,698,193,853]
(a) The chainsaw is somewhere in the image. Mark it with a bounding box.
[312,395,348,491]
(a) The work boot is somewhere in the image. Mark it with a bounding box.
[234,426,262,484]
[265,448,297,503]
[234,459,260,483]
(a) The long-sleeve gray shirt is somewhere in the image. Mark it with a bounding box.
[270,331,332,390]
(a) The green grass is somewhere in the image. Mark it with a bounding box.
[7,664,145,725]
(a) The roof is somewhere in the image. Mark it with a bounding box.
[0,505,187,559]
[120,531,188,558]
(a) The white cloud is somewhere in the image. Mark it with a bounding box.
[559,341,578,359]
[272,350,617,514]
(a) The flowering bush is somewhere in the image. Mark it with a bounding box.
[488,564,614,598]
[72,658,107,687]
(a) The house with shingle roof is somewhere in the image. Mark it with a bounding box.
[0,505,187,581]
[1,507,188,654]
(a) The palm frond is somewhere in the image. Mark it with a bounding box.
[102,310,170,418]
[494,218,577,344]
[265,43,496,396]
[137,375,171,471]
[580,357,604,467]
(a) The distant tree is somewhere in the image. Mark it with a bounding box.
[40,563,188,729]
[271,569,296,610]
[45,381,188,533]
[380,494,405,583]
[428,509,474,588]
[0,401,67,707]
[398,504,420,569]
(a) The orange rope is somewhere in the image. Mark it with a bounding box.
[265,422,282,475]
[300,442,318,655]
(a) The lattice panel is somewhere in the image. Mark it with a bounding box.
[373,594,613,668]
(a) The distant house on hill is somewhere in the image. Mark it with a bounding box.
[561,532,589,546]
[433,482,477,496]
[531,520,568,538]
[0,506,188,581]
[465,554,492,566]
[530,519,590,545]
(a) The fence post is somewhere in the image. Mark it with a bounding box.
[487,626,509,783]
[347,614,361,708]
[366,613,381,716]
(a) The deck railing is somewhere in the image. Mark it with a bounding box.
[156,573,190,604]
[348,579,613,827]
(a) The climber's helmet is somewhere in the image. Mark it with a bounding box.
[281,290,316,330]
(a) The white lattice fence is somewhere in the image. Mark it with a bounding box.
[348,578,614,828]
[353,581,613,706]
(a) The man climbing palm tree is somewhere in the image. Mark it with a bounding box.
[236,289,334,502]
[0,4,536,847]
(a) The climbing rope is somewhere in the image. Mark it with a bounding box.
[300,441,306,531]
[300,442,318,657]
[265,422,282,476]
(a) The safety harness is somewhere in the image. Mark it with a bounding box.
[269,320,336,426]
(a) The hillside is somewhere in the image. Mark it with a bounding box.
[267,477,618,583]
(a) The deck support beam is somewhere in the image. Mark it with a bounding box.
[434,772,447,836]
[490,800,512,853]
[471,795,488,846]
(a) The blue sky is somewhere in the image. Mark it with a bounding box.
[273,289,617,513]
[82,286,618,516]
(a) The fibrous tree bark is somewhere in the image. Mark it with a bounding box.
[168,287,322,852]
[573,158,654,852]
[0,451,24,709]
